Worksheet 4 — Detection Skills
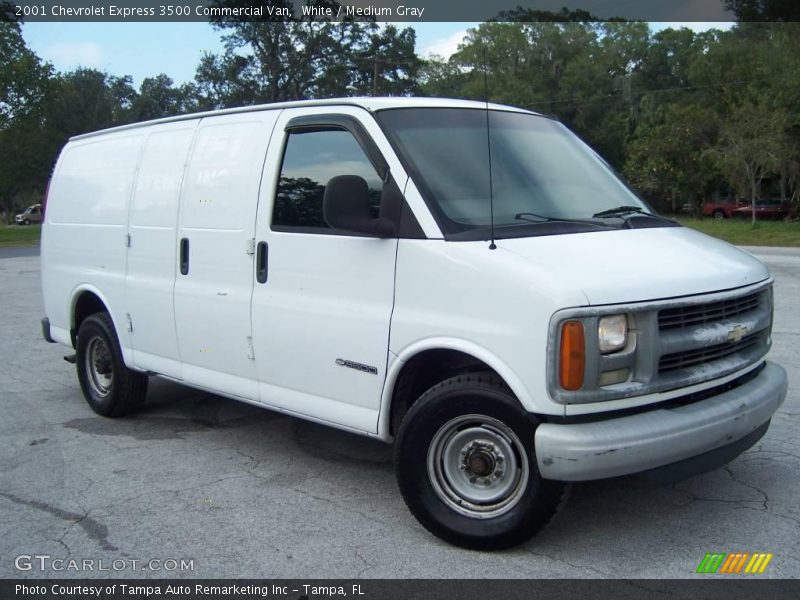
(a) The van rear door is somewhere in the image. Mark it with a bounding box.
[173,111,280,399]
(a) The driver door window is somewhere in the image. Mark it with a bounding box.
[272,129,383,231]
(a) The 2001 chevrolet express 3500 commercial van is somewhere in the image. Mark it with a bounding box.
[41,98,788,549]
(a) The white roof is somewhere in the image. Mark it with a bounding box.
[70,96,539,141]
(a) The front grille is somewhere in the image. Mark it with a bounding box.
[553,283,772,405]
[658,333,762,374]
[658,292,761,330]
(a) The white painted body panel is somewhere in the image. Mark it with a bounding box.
[173,111,280,401]
[251,107,401,432]
[387,239,587,418]
[385,233,768,423]
[125,121,198,378]
[40,97,774,445]
[42,131,145,352]
[500,227,769,306]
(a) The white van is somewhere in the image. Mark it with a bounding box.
[41,98,787,549]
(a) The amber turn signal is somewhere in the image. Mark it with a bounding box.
[559,320,585,391]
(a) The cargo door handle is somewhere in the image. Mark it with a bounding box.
[256,241,268,284]
[179,237,190,275]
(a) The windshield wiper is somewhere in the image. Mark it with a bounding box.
[592,206,649,218]
[592,206,676,225]
[514,212,613,229]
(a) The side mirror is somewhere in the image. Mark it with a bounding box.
[323,175,396,237]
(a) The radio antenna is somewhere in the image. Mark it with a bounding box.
[483,47,496,250]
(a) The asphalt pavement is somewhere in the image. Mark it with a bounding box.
[0,246,798,579]
[0,245,38,259]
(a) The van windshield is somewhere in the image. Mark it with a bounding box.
[376,108,666,240]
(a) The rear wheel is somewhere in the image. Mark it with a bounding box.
[395,372,567,550]
[76,313,147,417]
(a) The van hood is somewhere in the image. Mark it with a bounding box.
[499,226,769,305]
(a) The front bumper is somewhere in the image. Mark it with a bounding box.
[535,361,788,481]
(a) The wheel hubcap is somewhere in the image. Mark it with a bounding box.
[427,414,529,519]
[85,337,113,397]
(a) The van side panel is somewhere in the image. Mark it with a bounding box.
[126,122,198,378]
[42,133,145,351]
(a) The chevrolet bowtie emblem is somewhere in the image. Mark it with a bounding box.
[727,325,748,343]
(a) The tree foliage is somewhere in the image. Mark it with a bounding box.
[0,17,422,220]
[0,21,50,129]
[195,2,421,107]
[724,0,800,21]
[2,17,800,223]
[421,21,800,216]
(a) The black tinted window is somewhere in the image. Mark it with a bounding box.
[273,129,382,229]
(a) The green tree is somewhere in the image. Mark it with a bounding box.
[711,99,789,224]
[492,7,605,22]
[625,103,720,212]
[0,18,52,222]
[196,3,420,107]
[45,68,137,138]
[0,20,51,130]
[131,74,198,120]
[422,21,650,167]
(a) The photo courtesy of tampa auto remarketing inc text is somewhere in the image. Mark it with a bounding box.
[1,0,799,598]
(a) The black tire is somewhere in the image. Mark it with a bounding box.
[395,372,567,550]
[713,210,725,220]
[22,219,30,225]
[75,312,148,417]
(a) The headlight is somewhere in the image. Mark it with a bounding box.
[598,314,627,353]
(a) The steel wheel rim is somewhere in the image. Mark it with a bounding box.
[427,414,529,519]
[85,336,113,397]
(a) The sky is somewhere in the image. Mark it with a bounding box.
[21,21,733,89]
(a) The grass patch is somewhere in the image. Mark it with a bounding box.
[674,217,800,247]
[0,225,41,247]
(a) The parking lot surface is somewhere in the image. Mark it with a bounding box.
[1,246,798,578]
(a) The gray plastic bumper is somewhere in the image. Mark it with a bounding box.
[535,362,788,481]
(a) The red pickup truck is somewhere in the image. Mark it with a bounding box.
[702,199,747,219]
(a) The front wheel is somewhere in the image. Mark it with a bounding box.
[76,313,148,417]
[395,372,567,550]
[713,210,725,220]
